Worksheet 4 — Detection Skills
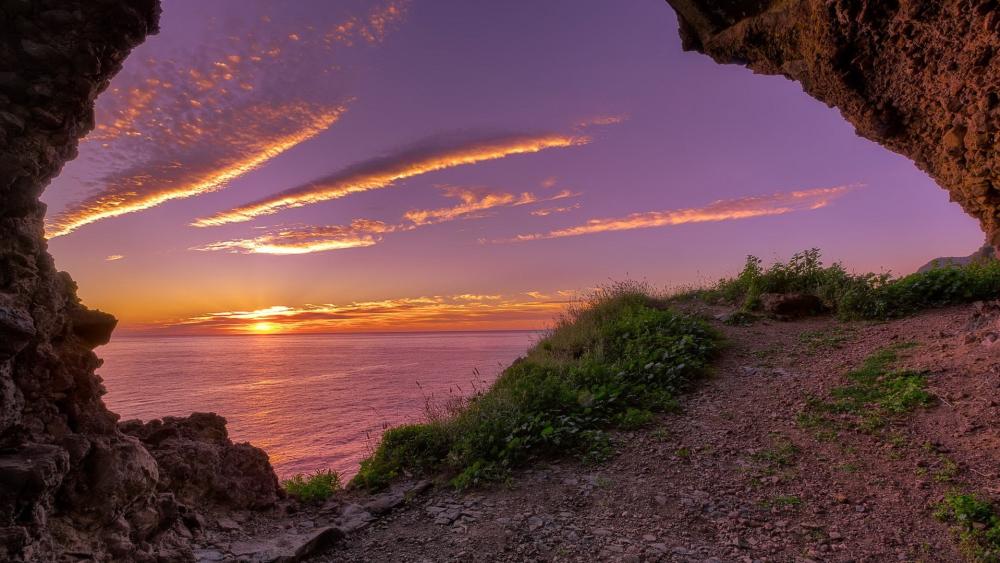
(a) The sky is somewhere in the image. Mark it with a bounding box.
[43,0,983,335]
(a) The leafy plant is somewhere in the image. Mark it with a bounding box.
[282,469,341,503]
[936,492,1000,561]
[352,280,720,490]
[800,343,933,433]
[686,249,1000,320]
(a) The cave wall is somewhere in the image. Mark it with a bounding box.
[0,1,167,560]
[1,4,281,560]
[666,0,1000,247]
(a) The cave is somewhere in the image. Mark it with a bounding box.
[2,0,999,560]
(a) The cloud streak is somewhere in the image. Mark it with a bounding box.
[48,1,410,237]
[194,185,578,255]
[193,219,395,255]
[155,293,571,334]
[192,132,588,226]
[48,103,345,237]
[403,185,576,226]
[506,185,861,242]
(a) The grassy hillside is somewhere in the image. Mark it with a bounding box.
[351,281,720,490]
[690,249,1000,319]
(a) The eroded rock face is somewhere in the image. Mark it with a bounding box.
[0,1,283,561]
[0,1,167,559]
[121,413,281,511]
[666,0,1000,248]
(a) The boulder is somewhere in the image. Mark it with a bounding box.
[120,412,281,510]
[759,293,824,320]
[917,242,996,274]
[69,307,117,348]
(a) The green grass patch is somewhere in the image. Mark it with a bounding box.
[936,492,1000,561]
[352,281,720,490]
[798,326,857,351]
[802,343,933,431]
[282,469,341,503]
[683,248,1000,319]
[753,434,799,468]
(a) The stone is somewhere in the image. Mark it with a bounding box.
[362,490,405,515]
[918,241,996,273]
[335,503,374,532]
[0,303,35,360]
[120,412,281,510]
[69,307,117,348]
[759,292,825,319]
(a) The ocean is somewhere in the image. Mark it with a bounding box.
[97,331,539,479]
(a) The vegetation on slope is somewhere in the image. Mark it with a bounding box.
[282,469,342,503]
[690,248,1000,319]
[798,342,933,435]
[352,281,720,490]
[936,492,1000,562]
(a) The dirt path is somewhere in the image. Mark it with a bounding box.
[280,304,1000,561]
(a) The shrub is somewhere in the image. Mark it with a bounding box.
[936,492,1000,561]
[694,249,1000,320]
[282,469,341,503]
[351,281,719,490]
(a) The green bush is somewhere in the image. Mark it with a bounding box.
[694,249,1000,320]
[282,469,341,503]
[351,281,720,490]
[936,492,1000,561]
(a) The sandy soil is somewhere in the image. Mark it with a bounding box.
[306,302,1000,562]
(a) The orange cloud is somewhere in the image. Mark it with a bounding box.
[105,255,125,262]
[530,203,581,217]
[194,186,578,255]
[192,219,395,255]
[155,292,570,334]
[47,103,345,237]
[576,114,629,129]
[404,186,576,226]
[507,185,862,242]
[192,132,589,227]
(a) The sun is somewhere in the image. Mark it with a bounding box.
[249,321,279,334]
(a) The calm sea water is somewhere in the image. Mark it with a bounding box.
[97,331,538,479]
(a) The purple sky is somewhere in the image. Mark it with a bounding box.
[42,0,982,333]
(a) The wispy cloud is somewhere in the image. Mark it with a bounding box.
[48,104,345,237]
[105,255,125,262]
[575,114,629,129]
[404,185,576,226]
[48,1,410,237]
[155,292,570,334]
[194,185,578,255]
[530,203,581,217]
[193,219,395,255]
[506,185,861,242]
[192,132,589,227]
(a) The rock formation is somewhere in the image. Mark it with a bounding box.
[666,0,1000,248]
[0,1,279,560]
[917,239,997,273]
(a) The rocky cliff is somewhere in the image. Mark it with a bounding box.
[0,2,278,561]
[666,0,1000,248]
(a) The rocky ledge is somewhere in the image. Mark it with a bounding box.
[666,0,1000,248]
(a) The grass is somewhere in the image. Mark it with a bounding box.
[798,326,857,351]
[282,469,342,503]
[754,434,799,467]
[351,280,720,490]
[936,492,1000,561]
[800,342,933,432]
[682,248,1000,320]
